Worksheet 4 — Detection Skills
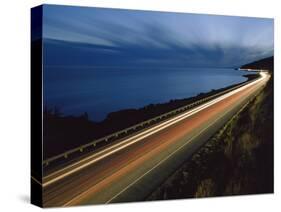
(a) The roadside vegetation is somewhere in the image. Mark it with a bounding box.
[147,72,273,200]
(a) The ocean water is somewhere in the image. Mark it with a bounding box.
[43,67,249,122]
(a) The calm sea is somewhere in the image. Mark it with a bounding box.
[43,67,249,122]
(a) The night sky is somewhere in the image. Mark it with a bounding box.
[42,4,274,68]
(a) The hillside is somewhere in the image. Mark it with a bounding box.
[240,56,274,72]
[147,58,274,200]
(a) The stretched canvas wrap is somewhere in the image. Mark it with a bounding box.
[31,4,274,208]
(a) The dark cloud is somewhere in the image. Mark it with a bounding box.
[43,5,274,68]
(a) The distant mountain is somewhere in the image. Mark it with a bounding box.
[240,56,274,72]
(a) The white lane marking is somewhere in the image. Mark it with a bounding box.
[65,103,232,206]
[105,78,266,203]
[65,79,262,206]
[43,73,268,187]
[44,99,219,183]
[44,99,218,186]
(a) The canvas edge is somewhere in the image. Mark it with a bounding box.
[31,5,43,208]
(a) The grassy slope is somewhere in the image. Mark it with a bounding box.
[147,75,273,200]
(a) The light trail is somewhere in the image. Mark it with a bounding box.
[43,72,268,188]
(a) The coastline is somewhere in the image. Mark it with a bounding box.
[44,73,259,159]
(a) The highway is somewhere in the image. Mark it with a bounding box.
[42,72,270,207]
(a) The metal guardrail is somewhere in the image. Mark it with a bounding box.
[43,74,261,166]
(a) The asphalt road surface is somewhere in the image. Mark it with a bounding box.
[42,72,270,207]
